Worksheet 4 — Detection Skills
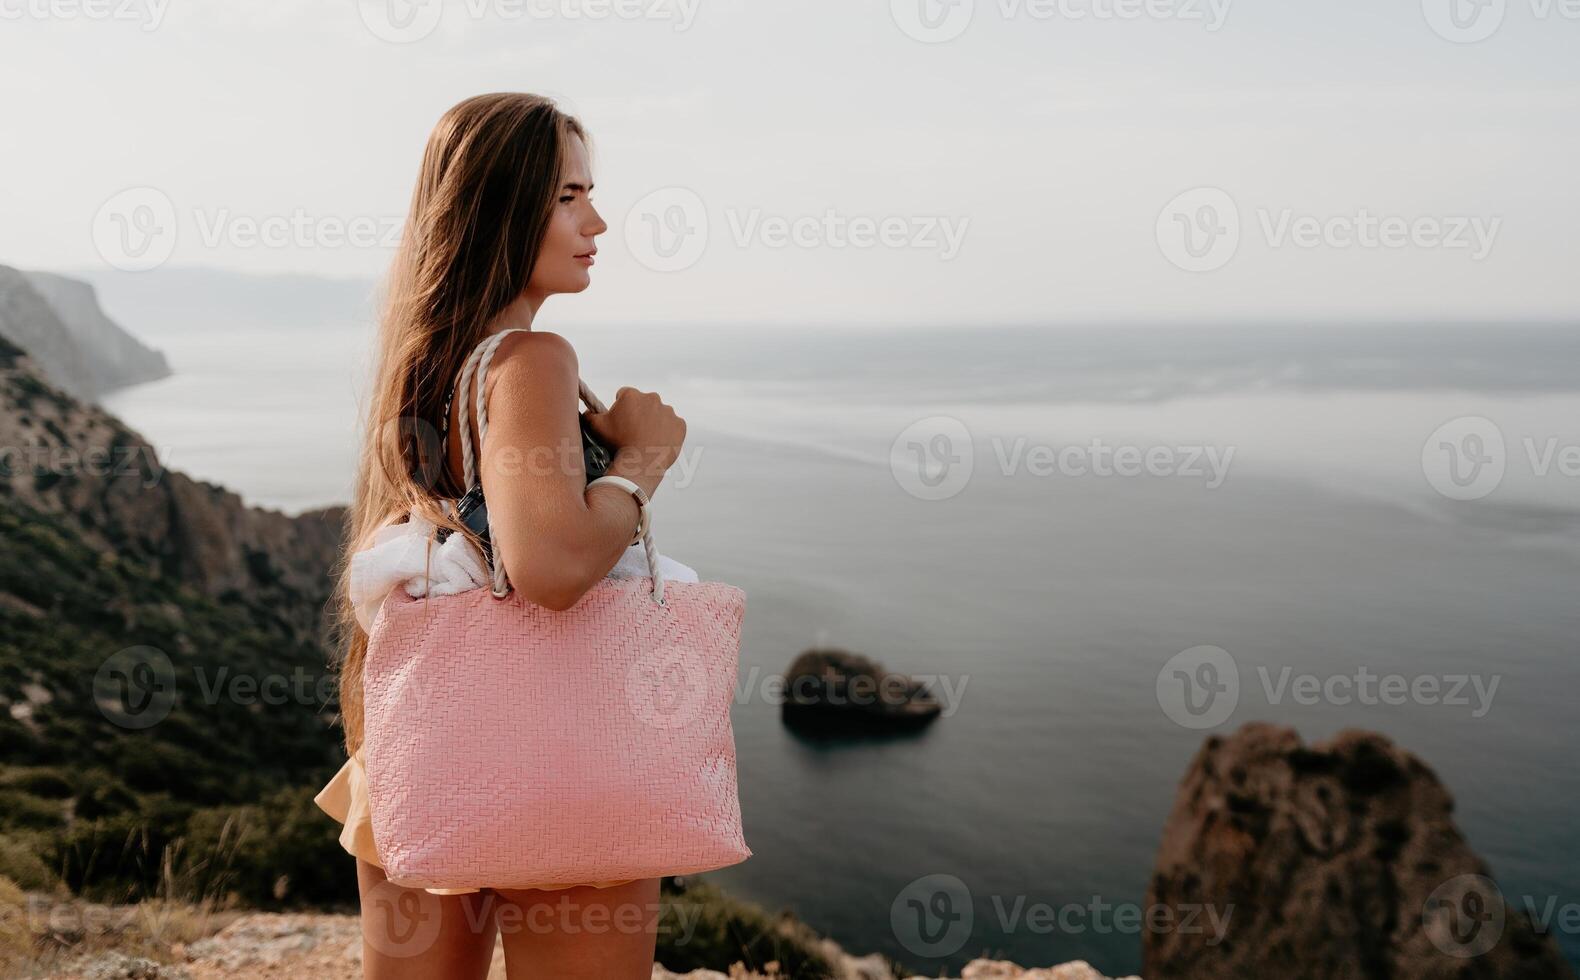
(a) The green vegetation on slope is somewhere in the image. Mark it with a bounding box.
[0,496,347,906]
[0,498,845,976]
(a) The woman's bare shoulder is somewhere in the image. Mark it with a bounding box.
[493,327,575,362]
[482,329,579,413]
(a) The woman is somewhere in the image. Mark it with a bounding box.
[315,92,688,979]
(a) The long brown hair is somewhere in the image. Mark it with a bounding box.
[329,93,589,757]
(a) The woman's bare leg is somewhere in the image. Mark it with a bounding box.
[356,856,500,979]
[493,877,662,980]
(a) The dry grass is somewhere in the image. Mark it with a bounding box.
[0,861,246,979]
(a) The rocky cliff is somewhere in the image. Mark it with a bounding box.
[0,267,100,403]
[0,332,342,643]
[1145,723,1572,980]
[0,265,171,403]
[0,317,354,913]
[22,270,172,395]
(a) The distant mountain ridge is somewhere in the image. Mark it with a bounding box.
[0,265,170,401]
[62,266,382,336]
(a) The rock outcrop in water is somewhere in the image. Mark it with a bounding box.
[0,266,170,401]
[781,648,942,734]
[1145,722,1573,980]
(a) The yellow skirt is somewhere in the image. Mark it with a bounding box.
[313,747,635,896]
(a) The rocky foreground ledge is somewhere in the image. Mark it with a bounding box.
[9,724,1572,979]
[5,902,1130,980]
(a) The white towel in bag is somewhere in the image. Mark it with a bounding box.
[348,501,698,633]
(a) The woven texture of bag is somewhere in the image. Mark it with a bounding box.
[361,327,751,890]
[363,579,750,890]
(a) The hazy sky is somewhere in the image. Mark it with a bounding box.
[2,0,1576,324]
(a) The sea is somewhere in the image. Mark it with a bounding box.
[88,272,1580,975]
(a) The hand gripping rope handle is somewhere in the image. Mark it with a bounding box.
[455,327,667,607]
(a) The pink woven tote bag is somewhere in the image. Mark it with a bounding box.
[362,329,751,891]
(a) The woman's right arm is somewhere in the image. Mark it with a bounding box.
[474,330,684,611]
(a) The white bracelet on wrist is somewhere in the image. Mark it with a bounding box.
[587,475,650,546]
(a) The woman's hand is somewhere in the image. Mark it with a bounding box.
[583,387,686,495]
